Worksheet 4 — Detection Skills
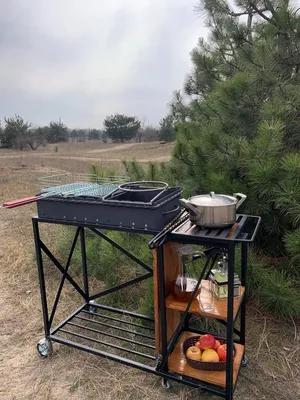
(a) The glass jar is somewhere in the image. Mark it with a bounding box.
[210,275,241,300]
[169,244,204,301]
[199,279,215,312]
[209,253,241,300]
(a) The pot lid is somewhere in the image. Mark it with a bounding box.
[189,192,237,207]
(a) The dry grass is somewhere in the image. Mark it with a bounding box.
[0,141,174,174]
[0,158,299,400]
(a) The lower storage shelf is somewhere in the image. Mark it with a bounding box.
[50,303,156,367]
[168,331,244,388]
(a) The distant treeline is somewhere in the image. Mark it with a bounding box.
[0,113,175,151]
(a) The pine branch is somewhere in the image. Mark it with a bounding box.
[194,100,211,120]
[173,152,195,166]
[202,56,220,82]
[247,12,253,42]
[206,102,225,126]
[210,14,242,70]
[263,1,276,15]
[219,47,241,71]
[174,141,195,167]
[248,1,276,25]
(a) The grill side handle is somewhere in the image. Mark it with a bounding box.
[162,205,180,216]
[2,196,38,208]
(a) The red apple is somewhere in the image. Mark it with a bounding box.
[217,344,234,361]
[186,346,201,361]
[195,340,201,349]
[199,334,216,350]
[217,345,227,361]
[201,349,219,362]
[213,340,221,350]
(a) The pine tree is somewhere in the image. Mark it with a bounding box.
[2,115,31,150]
[169,0,300,317]
[103,114,141,143]
[158,116,176,143]
[47,120,69,143]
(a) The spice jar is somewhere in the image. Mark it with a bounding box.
[209,254,241,300]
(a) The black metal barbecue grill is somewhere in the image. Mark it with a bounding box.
[37,181,182,232]
[1,176,182,233]
[1,175,261,400]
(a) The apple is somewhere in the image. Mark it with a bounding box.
[217,345,227,361]
[213,340,221,350]
[217,344,234,361]
[186,346,201,361]
[199,334,216,350]
[195,340,201,349]
[201,349,220,362]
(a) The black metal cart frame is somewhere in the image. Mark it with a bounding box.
[32,214,260,400]
[156,241,247,399]
[32,217,156,363]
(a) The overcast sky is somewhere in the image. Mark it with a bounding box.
[0,0,207,129]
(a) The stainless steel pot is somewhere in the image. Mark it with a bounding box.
[179,192,246,228]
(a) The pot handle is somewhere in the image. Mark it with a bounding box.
[179,198,198,215]
[233,193,247,210]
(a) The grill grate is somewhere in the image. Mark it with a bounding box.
[42,182,120,198]
[38,173,130,199]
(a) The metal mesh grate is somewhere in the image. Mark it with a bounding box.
[39,173,130,199]
[42,182,119,198]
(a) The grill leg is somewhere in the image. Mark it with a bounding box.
[240,242,247,368]
[80,227,89,302]
[240,243,247,346]
[33,218,50,337]
[157,245,168,371]
[225,244,235,400]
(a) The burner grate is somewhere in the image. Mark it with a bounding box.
[171,214,261,243]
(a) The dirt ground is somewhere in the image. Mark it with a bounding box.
[0,143,299,399]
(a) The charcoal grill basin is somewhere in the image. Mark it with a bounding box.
[36,187,181,232]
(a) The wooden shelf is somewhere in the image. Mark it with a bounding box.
[168,331,244,388]
[166,280,245,321]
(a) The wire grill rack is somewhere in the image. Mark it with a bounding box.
[39,173,130,199]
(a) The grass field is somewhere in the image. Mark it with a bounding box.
[0,141,174,174]
[0,142,299,400]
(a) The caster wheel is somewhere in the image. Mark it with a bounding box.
[37,338,53,358]
[241,355,248,367]
[161,378,170,390]
[155,354,163,369]
[88,300,97,314]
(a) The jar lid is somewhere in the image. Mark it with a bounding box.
[189,192,237,207]
[210,273,241,285]
[175,244,198,255]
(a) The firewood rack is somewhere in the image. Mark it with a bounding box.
[33,213,260,400]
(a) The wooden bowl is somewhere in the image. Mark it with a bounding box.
[183,335,236,371]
